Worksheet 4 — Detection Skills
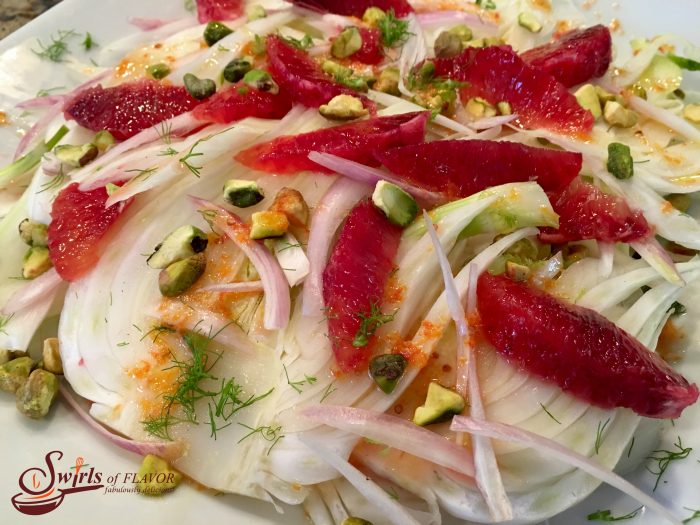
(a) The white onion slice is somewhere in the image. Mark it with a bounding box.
[308,152,444,207]
[60,383,186,462]
[423,213,513,521]
[627,94,700,143]
[189,197,290,330]
[16,95,66,109]
[1,268,63,314]
[470,114,518,130]
[302,177,370,316]
[299,435,423,525]
[451,416,683,525]
[197,281,264,293]
[128,17,175,31]
[302,405,475,478]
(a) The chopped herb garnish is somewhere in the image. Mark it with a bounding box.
[36,86,65,97]
[158,146,179,157]
[36,165,67,194]
[539,402,561,424]
[668,54,700,71]
[0,313,14,335]
[283,364,317,393]
[683,508,700,524]
[282,34,313,50]
[237,423,284,454]
[82,32,97,51]
[33,29,78,62]
[646,436,692,491]
[125,166,158,181]
[587,507,643,521]
[276,241,306,253]
[179,127,233,177]
[352,302,397,347]
[117,341,129,347]
[378,9,411,48]
[386,486,400,500]
[320,381,337,403]
[627,436,635,458]
[139,324,176,343]
[594,418,610,454]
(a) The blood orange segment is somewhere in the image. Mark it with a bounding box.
[539,179,652,243]
[323,200,402,372]
[64,80,199,141]
[287,0,413,17]
[477,272,699,419]
[192,85,292,123]
[47,183,128,282]
[195,0,243,22]
[432,46,595,136]
[375,139,582,198]
[234,111,428,174]
[266,35,369,108]
[521,25,612,88]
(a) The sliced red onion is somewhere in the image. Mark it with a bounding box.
[308,152,444,207]
[14,102,64,161]
[189,197,290,330]
[299,434,423,525]
[59,382,186,461]
[14,69,111,160]
[128,17,173,31]
[302,177,371,316]
[16,95,67,109]
[422,213,513,521]
[630,237,684,286]
[1,268,63,315]
[451,416,683,525]
[197,281,264,293]
[302,405,475,478]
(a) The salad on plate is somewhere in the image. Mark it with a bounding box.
[1,0,700,523]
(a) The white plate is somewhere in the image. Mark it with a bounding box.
[0,1,699,524]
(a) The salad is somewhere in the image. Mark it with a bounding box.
[1,0,699,524]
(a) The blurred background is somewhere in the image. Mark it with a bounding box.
[1,0,62,38]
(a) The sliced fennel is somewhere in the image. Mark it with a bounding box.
[0,125,68,190]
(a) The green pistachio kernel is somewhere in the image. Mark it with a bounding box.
[413,382,465,426]
[607,142,634,180]
[362,7,386,27]
[94,130,116,152]
[203,21,233,47]
[135,455,182,496]
[242,69,279,94]
[518,12,542,33]
[0,357,34,393]
[147,63,171,80]
[342,518,374,525]
[574,83,602,119]
[466,97,497,118]
[183,73,216,100]
[246,4,267,21]
[319,94,368,121]
[147,225,209,269]
[496,101,512,115]
[22,246,52,279]
[374,67,400,95]
[223,179,265,208]
[158,252,207,297]
[54,143,99,168]
[372,180,419,227]
[603,100,638,128]
[18,219,48,247]
[434,31,463,58]
[331,27,363,59]
[369,354,407,394]
[448,24,473,42]
[683,103,700,124]
[250,211,289,240]
[223,57,253,83]
[16,369,58,419]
